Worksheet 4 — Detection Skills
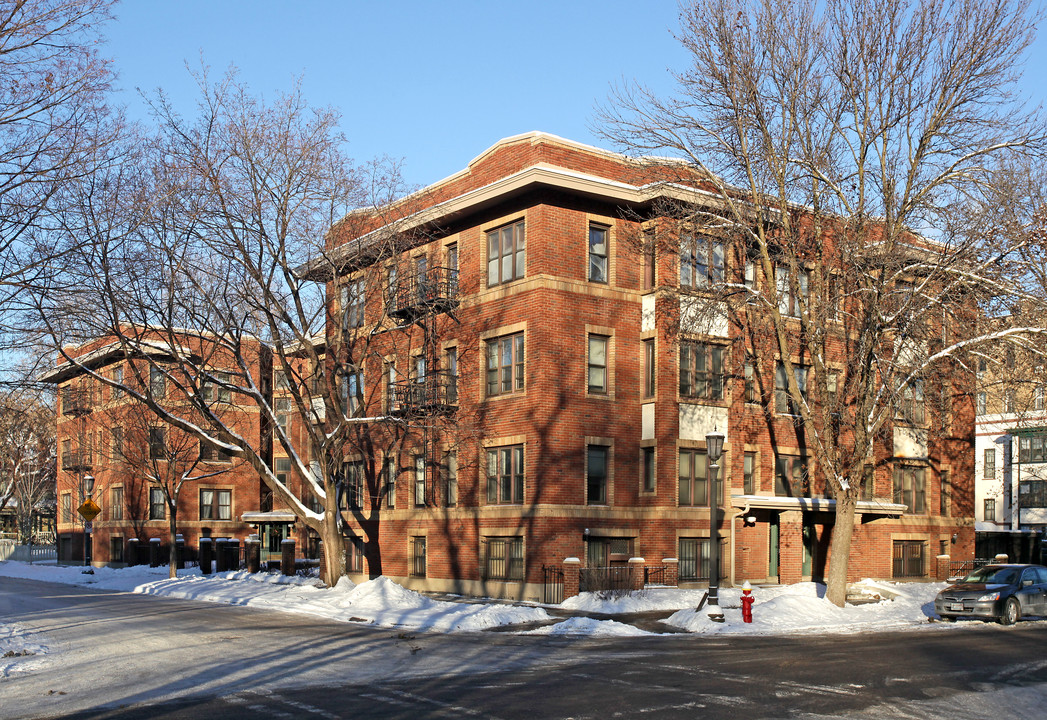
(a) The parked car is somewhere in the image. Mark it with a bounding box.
[935,564,1047,625]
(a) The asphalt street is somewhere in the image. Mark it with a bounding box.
[5,576,1047,719]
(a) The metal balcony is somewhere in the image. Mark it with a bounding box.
[387,269,459,321]
[61,449,93,471]
[61,388,93,416]
[389,376,457,416]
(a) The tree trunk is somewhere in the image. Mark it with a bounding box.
[825,493,857,607]
[321,503,345,584]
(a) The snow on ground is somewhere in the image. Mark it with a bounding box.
[0,622,49,678]
[2,559,1018,645]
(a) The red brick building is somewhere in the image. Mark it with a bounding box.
[42,334,290,566]
[324,132,975,601]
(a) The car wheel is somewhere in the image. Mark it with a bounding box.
[1000,598,1021,625]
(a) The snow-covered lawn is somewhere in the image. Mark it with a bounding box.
[1,557,1019,679]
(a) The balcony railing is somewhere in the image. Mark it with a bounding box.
[61,449,93,471]
[389,376,457,415]
[387,268,459,320]
[61,388,93,416]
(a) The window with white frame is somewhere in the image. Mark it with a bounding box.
[589,224,609,283]
[775,364,808,415]
[414,455,426,506]
[588,335,609,394]
[149,487,165,520]
[775,265,809,316]
[444,452,457,507]
[984,448,996,478]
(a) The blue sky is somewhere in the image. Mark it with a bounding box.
[106,1,1047,191]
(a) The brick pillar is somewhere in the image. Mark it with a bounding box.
[563,557,581,599]
[281,538,296,576]
[126,539,139,567]
[935,554,951,582]
[215,539,228,572]
[199,538,212,575]
[148,538,161,567]
[246,536,261,573]
[629,557,645,591]
[662,557,679,587]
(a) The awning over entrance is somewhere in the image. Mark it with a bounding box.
[730,494,907,517]
[241,511,297,523]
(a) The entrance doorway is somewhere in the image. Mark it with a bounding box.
[259,522,289,567]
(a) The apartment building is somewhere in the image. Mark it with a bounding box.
[973,338,1047,559]
[321,132,976,600]
[41,334,291,566]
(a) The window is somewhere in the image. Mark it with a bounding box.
[411,536,426,577]
[348,536,365,573]
[587,445,609,504]
[940,470,950,516]
[643,339,655,398]
[893,466,927,513]
[984,498,997,523]
[680,236,724,288]
[775,364,808,415]
[1004,390,1016,414]
[342,278,365,330]
[744,361,757,404]
[274,457,291,484]
[149,487,165,520]
[1019,434,1047,463]
[892,540,926,578]
[149,366,165,397]
[340,369,362,415]
[275,398,291,435]
[862,464,875,501]
[111,427,123,461]
[385,362,398,411]
[199,489,231,521]
[589,224,609,282]
[445,347,458,404]
[446,243,459,295]
[148,427,166,460]
[775,455,808,497]
[775,265,809,316]
[896,378,925,424]
[679,343,724,400]
[199,439,232,463]
[1036,386,1045,412]
[744,260,756,289]
[484,537,524,581]
[342,461,363,510]
[61,493,71,523]
[642,446,655,493]
[486,445,524,504]
[642,235,655,290]
[385,264,399,312]
[414,255,429,302]
[976,392,987,416]
[111,365,123,386]
[444,452,457,507]
[487,219,525,286]
[588,335,609,394]
[743,452,756,494]
[383,457,396,509]
[485,333,525,396]
[1019,480,1047,508]
[110,537,124,564]
[984,449,996,478]
[679,538,724,582]
[110,487,123,521]
[414,455,426,507]
[679,449,708,506]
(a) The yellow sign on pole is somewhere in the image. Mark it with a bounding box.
[78,498,101,522]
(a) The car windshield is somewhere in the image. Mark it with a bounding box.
[963,566,1019,585]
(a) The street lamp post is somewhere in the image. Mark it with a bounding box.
[706,431,725,622]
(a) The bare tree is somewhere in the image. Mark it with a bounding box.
[38,69,468,582]
[0,0,119,379]
[0,389,55,542]
[600,0,1047,605]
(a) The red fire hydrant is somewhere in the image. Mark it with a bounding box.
[741,580,755,623]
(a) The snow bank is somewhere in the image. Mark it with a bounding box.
[0,622,49,678]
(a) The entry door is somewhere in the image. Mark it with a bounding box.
[260,523,288,564]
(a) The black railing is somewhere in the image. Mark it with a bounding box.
[542,565,564,604]
[61,449,92,471]
[390,376,457,414]
[388,268,459,319]
[580,565,634,593]
[643,565,669,586]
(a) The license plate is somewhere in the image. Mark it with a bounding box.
[949,603,964,612]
